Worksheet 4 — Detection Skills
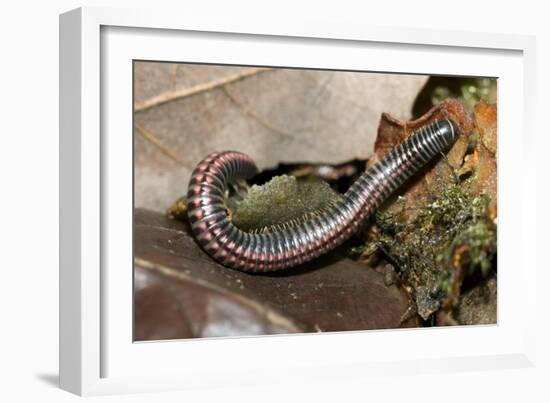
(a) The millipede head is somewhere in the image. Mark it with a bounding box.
[438,119,460,146]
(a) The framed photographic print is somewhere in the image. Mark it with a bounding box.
[60,6,537,396]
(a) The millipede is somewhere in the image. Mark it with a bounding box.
[187,119,459,272]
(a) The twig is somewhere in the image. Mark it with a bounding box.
[134,67,271,112]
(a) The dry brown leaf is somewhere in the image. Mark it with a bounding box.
[474,102,497,154]
[134,62,428,211]
[134,209,419,340]
[468,103,497,209]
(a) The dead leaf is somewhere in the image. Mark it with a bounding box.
[467,103,497,209]
[134,62,428,211]
[474,102,497,154]
[134,208,419,340]
[134,265,300,340]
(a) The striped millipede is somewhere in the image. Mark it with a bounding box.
[187,119,459,272]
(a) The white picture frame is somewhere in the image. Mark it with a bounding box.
[59,6,537,396]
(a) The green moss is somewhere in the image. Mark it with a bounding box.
[447,220,497,277]
[232,175,342,232]
[364,184,496,320]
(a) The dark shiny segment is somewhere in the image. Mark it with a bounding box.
[187,120,459,272]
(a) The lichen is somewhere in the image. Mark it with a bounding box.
[232,175,342,232]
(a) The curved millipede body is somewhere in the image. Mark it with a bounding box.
[187,119,459,272]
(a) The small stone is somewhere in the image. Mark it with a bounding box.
[383,264,396,286]
[455,276,497,325]
[416,286,440,320]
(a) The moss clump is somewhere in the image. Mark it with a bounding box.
[364,184,496,321]
[232,175,342,232]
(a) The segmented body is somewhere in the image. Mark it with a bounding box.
[187,119,459,272]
